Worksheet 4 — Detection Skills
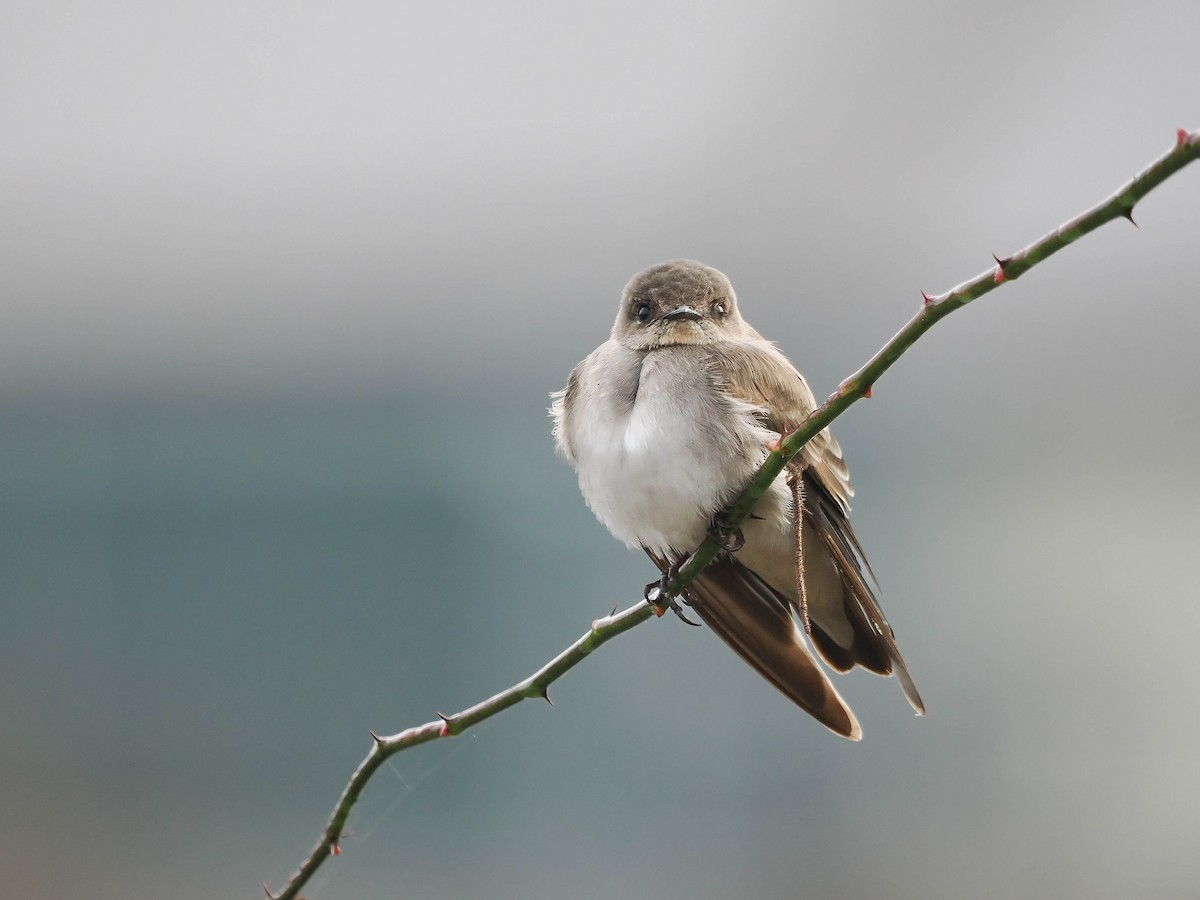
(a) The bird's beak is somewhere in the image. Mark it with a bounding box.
[663,305,703,322]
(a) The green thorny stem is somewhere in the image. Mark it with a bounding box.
[268,129,1198,899]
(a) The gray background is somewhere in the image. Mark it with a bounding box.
[4,2,1199,898]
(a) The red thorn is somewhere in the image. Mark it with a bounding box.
[863,384,873,399]
[921,290,935,307]
[437,712,453,736]
[1177,128,1188,148]
[330,843,341,857]
[1122,207,1138,228]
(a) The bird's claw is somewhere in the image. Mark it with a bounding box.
[644,567,701,627]
[709,514,745,553]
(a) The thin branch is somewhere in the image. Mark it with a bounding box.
[267,129,1198,899]
[267,602,657,898]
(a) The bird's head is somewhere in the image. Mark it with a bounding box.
[613,259,749,351]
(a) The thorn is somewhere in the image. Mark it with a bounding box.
[368,729,384,746]
[921,290,935,307]
[992,253,1008,284]
[1122,206,1139,228]
[264,884,278,899]
[609,604,619,616]
[437,712,453,736]
[1178,128,1188,149]
[330,842,341,857]
[539,686,554,706]
[766,421,796,452]
[862,384,873,399]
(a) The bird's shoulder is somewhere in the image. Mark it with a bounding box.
[709,337,854,513]
[707,338,815,430]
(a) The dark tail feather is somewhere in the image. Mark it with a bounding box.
[803,473,926,716]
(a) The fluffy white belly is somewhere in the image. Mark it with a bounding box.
[567,352,771,557]
[581,403,727,553]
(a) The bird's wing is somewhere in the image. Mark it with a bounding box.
[709,339,924,715]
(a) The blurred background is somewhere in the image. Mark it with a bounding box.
[3,2,1199,898]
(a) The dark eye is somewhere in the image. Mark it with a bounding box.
[636,304,652,322]
[713,301,727,316]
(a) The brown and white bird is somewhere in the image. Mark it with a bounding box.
[551,259,923,739]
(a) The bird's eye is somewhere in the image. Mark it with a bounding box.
[636,304,652,322]
[714,301,727,316]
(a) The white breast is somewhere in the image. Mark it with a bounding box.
[554,344,771,558]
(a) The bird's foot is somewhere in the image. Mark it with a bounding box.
[644,565,701,627]
[709,513,745,553]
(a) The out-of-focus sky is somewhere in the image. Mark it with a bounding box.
[3,3,1199,898]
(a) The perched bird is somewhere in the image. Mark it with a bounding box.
[551,259,923,739]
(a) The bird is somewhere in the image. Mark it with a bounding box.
[551,259,923,739]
